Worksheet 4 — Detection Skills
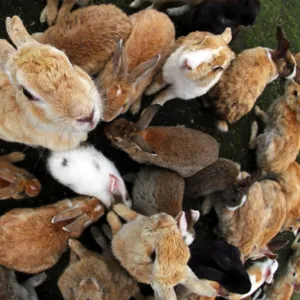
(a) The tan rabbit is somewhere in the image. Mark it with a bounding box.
[0,152,41,200]
[104,106,219,178]
[205,26,296,132]
[34,4,132,75]
[0,196,104,273]
[146,28,235,107]
[295,52,300,84]
[0,16,102,150]
[106,203,218,299]
[98,9,175,121]
[249,80,300,174]
[201,171,286,260]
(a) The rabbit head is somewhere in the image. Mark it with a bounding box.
[101,40,160,122]
[284,80,300,118]
[241,0,261,27]
[0,16,102,134]
[71,278,106,300]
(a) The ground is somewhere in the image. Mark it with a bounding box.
[0,0,299,298]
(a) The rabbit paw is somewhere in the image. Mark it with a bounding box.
[8,152,25,162]
[40,5,57,26]
[130,0,142,8]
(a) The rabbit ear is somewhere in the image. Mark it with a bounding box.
[6,16,39,49]
[185,210,200,229]
[131,135,156,154]
[291,232,300,249]
[0,40,16,71]
[151,282,177,300]
[176,211,188,235]
[220,28,232,44]
[113,39,128,79]
[276,26,290,58]
[63,214,91,235]
[235,169,261,190]
[51,206,83,224]
[136,104,161,131]
[109,173,126,203]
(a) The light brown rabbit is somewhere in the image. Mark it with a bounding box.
[0,152,41,200]
[185,158,240,198]
[295,52,300,84]
[0,196,104,273]
[98,9,175,121]
[249,80,300,174]
[34,4,132,75]
[58,229,142,300]
[201,171,286,260]
[107,203,218,299]
[104,106,219,178]
[0,16,101,150]
[205,26,296,132]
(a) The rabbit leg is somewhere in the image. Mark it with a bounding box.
[131,96,142,115]
[68,239,91,259]
[107,211,123,235]
[167,5,190,16]
[145,73,167,96]
[0,152,25,163]
[151,86,176,106]
[22,273,47,300]
[14,283,30,300]
[57,0,77,22]
[255,105,269,124]
[201,196,213,215]
[113,203,139,222]
[40,0,59,25]
[249,121,258,149]
[90,226,110,253]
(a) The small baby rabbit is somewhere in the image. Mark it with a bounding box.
[185,158,240,198]
[295,52,300,84]
[249,80,300,174]
[105,107,219,178]
[0,196,104,273]
[0,266,47,300]
[206,26,296,132]
[0,16,102,150]
[146,28,235,106]
[107,204,218,299]
[98,9,175,121]
[34,4,132,75]
[0,152,41,200]
[47,144,131,208]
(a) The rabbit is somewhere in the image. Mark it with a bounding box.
[97,9,175,121]
[204,26,296,132]
[201,170,287,260]
[0,266,47,300]
[34,4,132,75]
[47,144,131,208]
[0,152,41,200]
[185,158,240,198]
[0,196,104,273]
[0,16,102,150]
[295,52,300,84]
[145,28,235,107]
[106,203,219,299]
[249,80,300,175]
[40,0,93,26]
[104,105,219,178]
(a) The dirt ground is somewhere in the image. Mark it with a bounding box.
[0,0,299,298]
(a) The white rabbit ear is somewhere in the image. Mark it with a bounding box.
[176,211,188,235]
[109,174,126,202]
[220,27,232,44]
[0,40,16,71]
[151,282,177,300]
[186,210,200,229]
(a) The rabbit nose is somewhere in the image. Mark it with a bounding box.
[77,109,94,124]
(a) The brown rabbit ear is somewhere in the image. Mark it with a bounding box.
[235,169,261,190]
[220,28,232,44]
[113,39,128,79]
[136,104,161,131]
[276,26,290,58]
[63,214,90,235]
[51,206,83,224]
[131,134,156,154]
[0,40,16,71]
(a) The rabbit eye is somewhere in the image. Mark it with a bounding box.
[22,88,39,101]
[150,250,156,262]
[213,66,223,72]
[293,272,296,277]
[293,90,298,97]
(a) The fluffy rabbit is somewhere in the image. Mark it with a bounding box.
[201,171,286,260]
[34,4,132,75]
[98,9,175,121]
[146,28,235,107]
[105,106,219,178]
[0,196,104,273]
[205,26,296,132]
[295,52,300,84]
[47,144,131,208]
[0,152,41,200]
[107,204,218,299]
[185,158,240,198]
[249,80,300,174]
[0,266,46,300]
[0,16,102,150]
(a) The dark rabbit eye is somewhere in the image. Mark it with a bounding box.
[286,63,294,70]
[213,67,223,72]
[293,272,296,277]
[293,90,298,97]
[150,250,156,262]
[23,88,39,101]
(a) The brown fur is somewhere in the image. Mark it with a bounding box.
[0,196,104,273]
[35,5,132,75]
[295,52,300,84]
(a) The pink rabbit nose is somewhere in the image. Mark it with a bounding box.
[77,109,94,123]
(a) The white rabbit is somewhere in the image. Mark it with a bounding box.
[47,144,131,208]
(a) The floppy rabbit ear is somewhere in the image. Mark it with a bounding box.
[220,28,232,44]
[0,40,16,71]
[276,25,290,58]
[6,16,39,49]
[151,282,177,300]
[136,104,161,131]
[51,206,83,224]
[131,135,156,154]
[62,214,91,235]
[113,39,128,79]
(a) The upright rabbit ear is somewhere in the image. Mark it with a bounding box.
[113,39,128,79]
[6,16,39,49]
[276,25,290,58]
[0,40,16,71]
[186,210,200,229]
[235,169,261,190]
[151,282,177,300]
[176,211,188,236]
[109,174,126,203]
[220,28,232,44]
[51,206,83,224]
[136,104,161,131]
[131,135,156,154]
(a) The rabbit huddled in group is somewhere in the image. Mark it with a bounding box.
[33,4,132,75]
[0,152,41,200]
[0,196,104,273]
[98,9,175,121]
[205,26,296,132]
[0,16,102,150]
[145,28,235,107]
[105,106,219,177]
[47,144,131,208]
[106,203,218,299]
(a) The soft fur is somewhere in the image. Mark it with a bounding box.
[34,4,132,75]
[0,196,104,273]
[47,144,131,208]
[295,52,300,84]
[0,16,102,150]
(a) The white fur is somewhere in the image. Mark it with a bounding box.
[265,48,279,83]
[227,195,248,211]
[182,232,194,246]
[286,64,297,80]
[47,145,130,208]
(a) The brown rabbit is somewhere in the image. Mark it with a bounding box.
[205,26,296,132]
[107,204,218,299]
[98,9,175,121]
[185,158,240,198]
[249,80,300,174]
[295,52,300,84]
[0,16,101,150]
[104,106,219,178]
[0,196,104,273]
[34,4,132,75]
[0,152,41,200]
